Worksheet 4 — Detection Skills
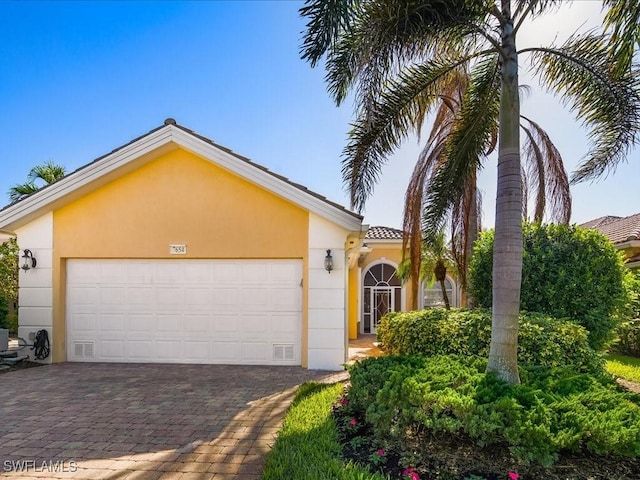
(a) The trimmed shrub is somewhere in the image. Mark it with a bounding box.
[617,319,640,357]
[376,308,603,374]
[624,269,640,320]
[347,355,640,466]
[469,223,629,350]
[0,296,7,330]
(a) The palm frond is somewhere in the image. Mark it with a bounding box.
[324,0,491,106]
[28,161,67,185]
[520,116,571,223]
[299,0,355,67]
[421,54,500,237]
[8,183,38,202]
[342,51,487,212]
[526,33,640,184]
[604,0,640,78]
[450,172,480,294]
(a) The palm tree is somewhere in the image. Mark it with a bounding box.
[301,0,639,384]
[398,229,456,309]
[402,76,570,310]
[9,161,67,202]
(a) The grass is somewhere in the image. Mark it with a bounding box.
[605,353,640,383]
[263,381,387,480]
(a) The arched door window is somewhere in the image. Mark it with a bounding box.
[362,262,402,334]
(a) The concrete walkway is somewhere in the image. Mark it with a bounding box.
[0,363,347,480]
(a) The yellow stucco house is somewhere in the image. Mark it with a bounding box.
[0,120,459,370]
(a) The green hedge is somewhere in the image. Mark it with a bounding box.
[617,319,640,357]
[376,309,603,374]
[347,355,640,466]
[469,224,629,350]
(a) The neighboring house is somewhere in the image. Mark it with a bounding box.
[581,213,640,270]
[0,119,366,370]
[347,226,459,339]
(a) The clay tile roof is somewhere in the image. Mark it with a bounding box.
[365,225,404,240]
[580,212,640,244]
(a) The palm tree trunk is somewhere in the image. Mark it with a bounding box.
[439,278,451,310]
[463,181,479,308]
[487,2,522,385]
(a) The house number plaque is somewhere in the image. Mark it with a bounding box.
[169,244,187,255]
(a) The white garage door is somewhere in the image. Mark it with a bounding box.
[66,259,302,365]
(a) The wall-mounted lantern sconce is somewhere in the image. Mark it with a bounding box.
[324,249,334,274]
[21,249,37,271]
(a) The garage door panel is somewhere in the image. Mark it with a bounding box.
[154,263,182,283]
[70,313,95,332]
[211,263,240,282]
[69,287,97,307]
[126,263,154,283]
[156,340,181,360]
[185,288,212,308]
[271,288,302,310]
[242,342,269,362]
[126,287,153,307]
[183,341,210,361]
[101,340,125,359]
[271,263,302,283]
[155,288,184,309]
[100,314,124,332]
[212,314,240,335]
[241,289,269,310]
[155,314,180,333]
[241,315,268,335]
[100,287,125,307]
[129,314,154,332]
[212,289,240,308]
[99,262,129,283]
[241,263,269,283]
[127,340,156,359]
[67,259,302,365]
[271,314,299,334]
[183,314,211,333]
[212,342,240,362]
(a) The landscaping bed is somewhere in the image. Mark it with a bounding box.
[0,359,43,374]
[334,355,640,480]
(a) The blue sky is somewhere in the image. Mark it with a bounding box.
[0,1,638,229]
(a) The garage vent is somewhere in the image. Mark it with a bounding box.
[273,344,294,361]
[73,342,95,358]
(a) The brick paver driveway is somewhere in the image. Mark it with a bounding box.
[0,363,347,480]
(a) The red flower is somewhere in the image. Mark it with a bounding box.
[349,418,357,426]
[377,448,385,456]
[508,472,519,480]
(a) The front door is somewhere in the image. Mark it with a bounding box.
[362,262,402,334]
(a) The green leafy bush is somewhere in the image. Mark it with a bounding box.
[624,270,640,320]
[0,295,7,330]
[616,319,640,357]
[469,223,629,350]
[376,308,603,374]
[347,355,640,466]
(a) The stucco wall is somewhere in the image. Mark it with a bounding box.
[16,213,54,363]
[49,148,311,363]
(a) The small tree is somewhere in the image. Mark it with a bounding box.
[0,238,19,330]
[469,223,629,350]
[9,161,67,202]
[398,230,456,309]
